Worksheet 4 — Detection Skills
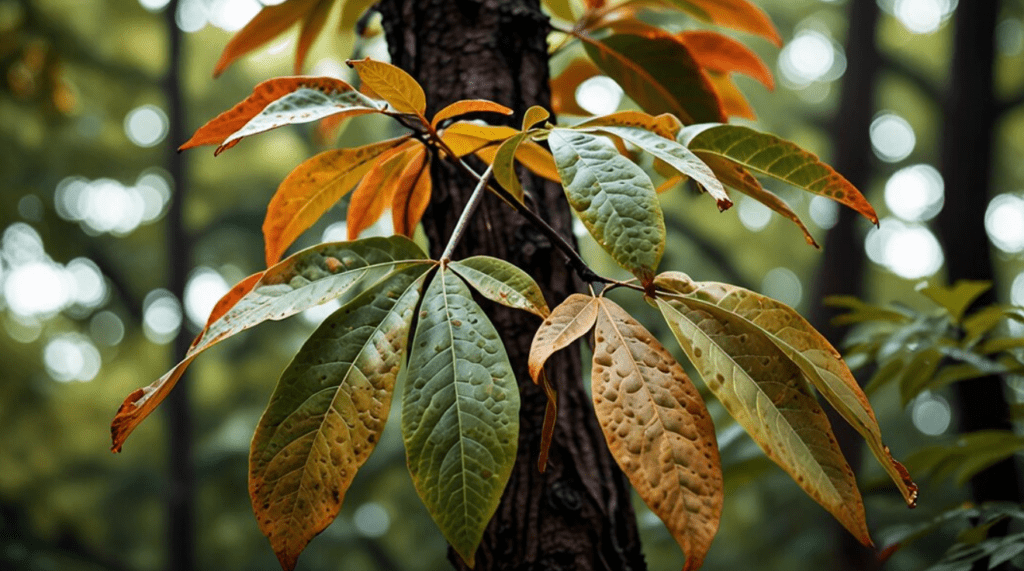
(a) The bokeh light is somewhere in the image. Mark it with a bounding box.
[353,503,391,538]
[90,310,125,347]
[997,19,1024,55]
[54,174,169,236]
[175,0,208,32]
[209,0,262,32]
[761,267,803,308]
[138,0,171,11]
[866,218,944,279]
[738,196,772,231]
[809,195,839,229]
[870,113,916,163]
[892,0,955,34]
[985,194,1024,253]
[779,30,844,86]
[911,393,951,435]
[143,289,182,344]
[124,104,168,148]
[184,267,230,329]
[322,222,348,243]
[1011,272,1024,306]
[575,76,624,116]
[43,334,102,383]
[884,164,944,222]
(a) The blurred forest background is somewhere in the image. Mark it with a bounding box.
[2,0,1024,569]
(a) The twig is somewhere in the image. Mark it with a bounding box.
[441,164,493,262]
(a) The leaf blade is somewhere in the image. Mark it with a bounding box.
[345,140,421,239]
[449,256,550,318]
[212,0,320,78]
[528,293,600,381]
[431,100,514,128]
[347,58,427,116]
[667,0,782,46]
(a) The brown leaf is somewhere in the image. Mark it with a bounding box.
[390,145,431,237]
[537,369,558,472]
[592,298,722,570]
[294,0,334,74]
[680,30,774,89]
[529,294,600,382]
[213,0,321,78]
[180,77,383,155]
[347,58,426,116]
[346,141,420,239]
[263,136,411,266]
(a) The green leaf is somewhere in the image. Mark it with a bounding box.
[402,269,520,567]
[919,280,992,323]
[548,128,665,283]
[655,272,918,507]
[492,131,532,202]
[249,266,428,570]
[578,125,731,210]
[908,430,1024,486]
[656,294,871,545]
[680,124,878,224]
[582,33,725,125]
[449,256,550,318]
[111,236,431,452]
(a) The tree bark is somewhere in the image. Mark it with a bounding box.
[934,2,1022,569]
[807,0,881,568]
[376,1,647,570]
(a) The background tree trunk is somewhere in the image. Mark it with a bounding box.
[376,1,647,570]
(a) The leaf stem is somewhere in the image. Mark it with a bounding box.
[441,163,494,262]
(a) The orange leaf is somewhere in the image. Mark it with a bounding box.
[263,136,412,266]
[680,30,774,89]
[294,0,333,74]
[592,298,723,570]
[180,77,383,155]
[347,58,426,116]
[529,294,600,381]
[390,146,431,237]
[440,123,518,157]
[576,110,682,140]
[672,0,782,46]
[431,100,514,128]
[707,72,756,119]
[346,141,420,239]
[550,58,601,117]
[213,0,321,78]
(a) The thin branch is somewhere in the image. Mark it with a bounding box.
[441,163,493,262]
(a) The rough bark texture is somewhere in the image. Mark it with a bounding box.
[807,0,880,568]
[935,2,1022,569]
[376,1,647,570]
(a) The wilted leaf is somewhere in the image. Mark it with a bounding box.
[212,0,321,78]
[264,136,411,265]
[294,0,333,74]
[680,30,774,88]
[592,298,723,570]
[347,58,426,116]
[581,32,725,124]
[666,0,782,46]
[577,124,731,210]
[432,100,514,128]
[549,129,665,283]
[181,77,384,155]
[402,269,520,566]
[390,147,432,238]
[550,58,602,116]
[346,140,420,239]
[250,267,428,570]
[449,256,550,318]
[656,294,872,544]
[111,237,430,452]
[656,272,917,507]
[681,124,878,224]
[529,293,600,381]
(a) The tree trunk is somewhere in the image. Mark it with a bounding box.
[376,1,647,570]
[934,2,1022,569]
[807,0,881,568]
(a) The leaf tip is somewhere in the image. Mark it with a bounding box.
[716,197,733,211]
[274,549,299,571]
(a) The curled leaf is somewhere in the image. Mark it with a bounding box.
[529,294,600,381]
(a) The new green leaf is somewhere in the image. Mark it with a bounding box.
[402,269,520,567]
[549,129,665,283]
[250,267,428,570]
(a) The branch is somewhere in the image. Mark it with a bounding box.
[441,163,493,261]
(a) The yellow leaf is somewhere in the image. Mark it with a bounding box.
[592,298,722,570]
[347,58,426,116]
[440,123,518,157]
[431,100,514,128]
[346,141,419,239]
[263,136,411,266]
[529,294,600,381]
[522,105,550,130]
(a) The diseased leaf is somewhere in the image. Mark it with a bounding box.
[656,272,918,507]
[656,294,872,544]
[581,31,725,124]
[666,0,782,46]
[549,129,665,283]
[201,271,264,331]
[264,136,411,266]
[213,0,321,78]
[701,154,818,247]
[578,124,731,210]
[529,293,600,381]
[680,30,775,88]
[250,266,428,571]
[346,140,420,239]
[402,269,520,567]
[550,58,602,116]
[681,124,879,224]
[111,237,430,452]
[294,0,333,74]
[347,58,426,116]
[576,110,682,140]
[432,100,514,128]
[181,77,384,155]
[449,256,550,318]
[593,298,722,571]
[390,147,432,238]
